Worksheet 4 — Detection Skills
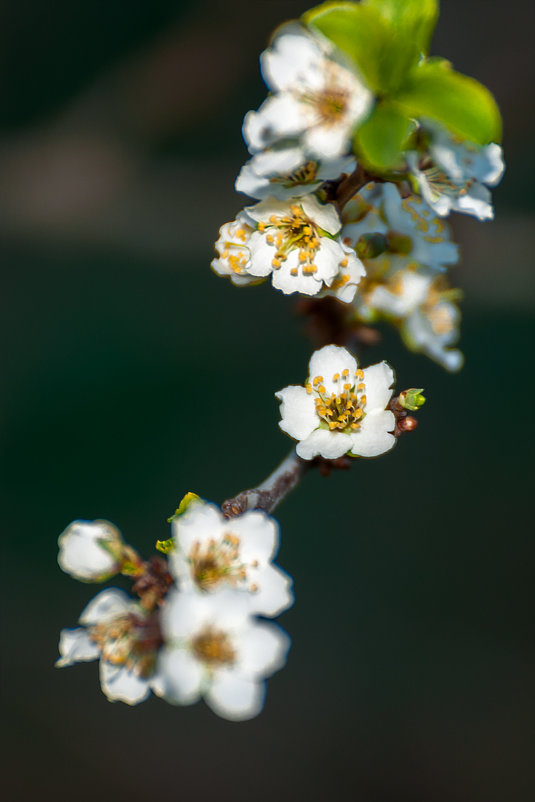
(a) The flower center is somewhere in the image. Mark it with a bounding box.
[418,158,471,201]
[270,160,319,190]
[192,628,236,666]
[90,612,162,677]
[303,83,348,125]
[306,369,367,433]
[189,534,246,591]
[258,204,322,276]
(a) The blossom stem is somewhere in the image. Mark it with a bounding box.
[222,449,310,518]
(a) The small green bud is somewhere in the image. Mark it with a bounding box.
[155,538,175,555]
[355,232,388,259]
[167,491,201,523]
[399,388,426,411]
[386,230,413,255]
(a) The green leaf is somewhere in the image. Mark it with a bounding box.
[303,2,419,94]
[396,61,502,144]
[167,491,201,523]
[354,101,414,170]
[363,0,439,55]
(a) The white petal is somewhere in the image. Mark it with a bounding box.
[261,28,324,92]
[56,627,100,667]
[99,661,151,705]
[172,503,224,562]
[478,143,505,185]
[361,361,395,411]
[350,410,396,457]
[271,259,323,296]
[157,648,203,705]
[300,195,341,235]
[247,232,278,277]
[308,345,357,393]
[79,588,132,626]
[247,564,294,617]
[314,237,347,283]
[296,428,353,460]
[275,385,318,441]
[305,121,352,160]
[453,182,493,221]
[206,672,265,721]
[225,511,279,562]
[250,146,306,176]
[237,621,291,676]
[242,95,305,152]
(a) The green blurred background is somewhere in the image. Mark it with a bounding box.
[1,1,534,800]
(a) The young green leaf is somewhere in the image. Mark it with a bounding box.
[303,2,419,94]
[396,61,502,144]
[354,100,414,170]
[363,0,439,55]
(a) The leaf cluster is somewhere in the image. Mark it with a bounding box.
[303,0,502,170]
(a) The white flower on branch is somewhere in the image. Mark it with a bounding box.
[408,127,505,220]
[158,591,290,721]
[211,214,259,287]
[170,501,293,617]
[243,25,372,160]
[236,144,356,200]
[276,345,396,460]
[342,182,458,273]
[56,588,164,705]
[58,520,124,582]
[357,268,464,372]
[244,195,365,298]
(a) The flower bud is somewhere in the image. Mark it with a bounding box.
[355,232,388,260]
[386,230,413,255]
[58,520,124,582]
[398,388,426,411]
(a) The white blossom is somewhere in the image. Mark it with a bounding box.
[158,591,290,721]
[243,25,372,160]
[56,588,164,705]
[355,267,464,372]
[407,126,505,220]
[342,182,458,272]
[244,195,364,299]
[276,345,396,460]
[236,144,356,200]
[58,520,124,582]
[170,501,293,617]
[211,214,259,287]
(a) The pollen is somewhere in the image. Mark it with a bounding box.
[311,371,367,433]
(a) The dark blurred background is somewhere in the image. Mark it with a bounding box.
[1,1,534,800]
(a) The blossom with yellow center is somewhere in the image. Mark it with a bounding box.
[56,588,165,705]
[170,501,293,617]
[243,24,372,159]
[276,344,396,460]
[245,195,363,298]
[236,143,356,201]
[407,124,504,221]
[211,214,259,287]
[157,591,290,721]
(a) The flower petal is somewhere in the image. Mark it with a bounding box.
[79,588,132,626]
[361,361,395,411]
[275,385,318,441]
[226,511,279,562]
[206,672,265,721]
[157,649,203,705]
[237,622,291,677]
[56,628,100,667]
[308,345,357,393]
[247,564,294,617]
[350,410,396,457]
[99,661,151,705]
[296,428,353,460]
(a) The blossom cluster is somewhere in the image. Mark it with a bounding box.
[57,501,292,721]
[211,20,504,370]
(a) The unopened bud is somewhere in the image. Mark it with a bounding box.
[386,230,412,255]
[355,233,388,260]
[155,538,175,555]
[398,416,418,432]
[399,388,426,411]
